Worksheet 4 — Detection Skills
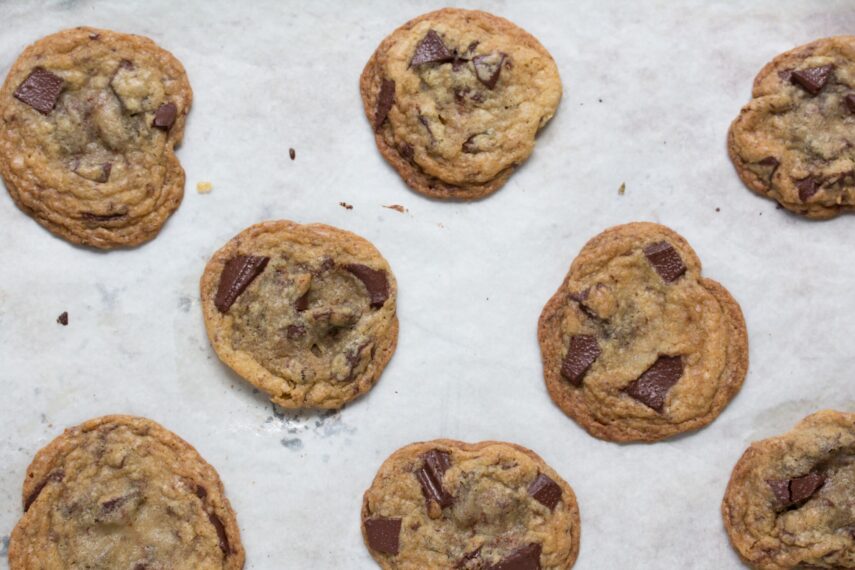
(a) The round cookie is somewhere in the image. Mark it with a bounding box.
[538,222,748,442]
[200,220,398,409]
[722,410,855,569]
[728,36,855,219]
[361,439,580,569]
[0,26,192,248]
[8,415,244,570]
[360,8,561,200]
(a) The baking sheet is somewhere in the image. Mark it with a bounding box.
[2,1,855,568]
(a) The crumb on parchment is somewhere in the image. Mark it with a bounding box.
[618,182,626,195]
[196,181,213,193]
[339,202,353,210]
[383,204,407,213]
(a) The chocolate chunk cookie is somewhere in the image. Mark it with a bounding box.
[728,36,855,219]
[361,440,580,569]
[0,27,192,248]
[200,220,398,409]
[538,222,748,442]
[8,415,244,569]
[722,410,855,569]
[360,8,561,200]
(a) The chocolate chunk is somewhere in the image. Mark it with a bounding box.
[295,290,310,311]
[473,53,506,89]
[527,473,562,510]
[344,264,389,308]
[289,147,296,160]
[14,68,63,114]
[769,472,826,509]
[846,93,855,114]
[415,449,454,509]
[624,355,684,412]
[153,102,177,129]
[214,255,270,313]
[560,335,601,386]
[24,469,64,511]
[207,512,231,555]
[374,79,395,131]
[795,177,820,202]
[759,156,779,168]
[195,484,208,500]
[777,69,793,82]
[57,311,68,326]
[399,143,414,160]
[488,543,542,570]
[410,30,453,66]
[790,65,833,96]
[643,241,686,283]
[364,516,401,555]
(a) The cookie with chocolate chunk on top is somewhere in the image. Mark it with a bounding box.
[360,8,561,200]
[8,415,244,570]
[728,36,855,219]
[0,27,192,248]
[538,222,748,442]
[200,220,398,409]
[361,439,580,569]
[722,410,855,569]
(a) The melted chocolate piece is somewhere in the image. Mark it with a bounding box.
[846,93,855,114]
[410,30,454,66]
[790,65,833,96]
[344,264,389,308]
[527,473,562,510]
[415,449,454,508]
[364,516,401,555]
[101,493,132,514]
[795,177,820,202]
[100,162,113,183]
[14,68,64,114]
[488,543,542,570]
[374,79,396,131]
[57,311,68,326]
[23,469,64,511]
[759,156,779,168]
[214,255,270,313]
[295,290,310,312]
[768,472,826,509]
[286,324,306,339]
[207,512,231,555]
[560,335,601,386]
[643,241,686,283]
[80,211,126,222]
[624,356,684,412]
[473,53,506,89]
[462,134,480,154]
[399,143,415,160]
[152,102,177,129]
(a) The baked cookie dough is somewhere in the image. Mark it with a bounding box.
[200,220,398,409]
[8,415,244,569]
[722,410,855,569]
[0,26,192,248]
[538,222,748,442]
[361,439,580,569]
[360,8,561,200]
[728,36,855,219]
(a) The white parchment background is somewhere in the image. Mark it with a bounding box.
[1,1,854,568]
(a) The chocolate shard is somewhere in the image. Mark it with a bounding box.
[560,335,601,386]
[207,512,231,556]
[410,30,454,66]
[374,79,395,131]
[295,290,310,311]
[101,493,131,514]
[24,469,65,511]
[488,543,542,570]
[344,264,389,308]
[790,65,833,96]
[153,102,177,129]
[473,53,506,89]
[795,177,821,202]
[214,255,270,313]
[289,147,296,160]
[527,473,562,510]
[758,156,779,168]
[624,355,684,412]
[57,311,68,326]
[14,68,64,114]
[643,241,686,283]
[769,472,826,509]
[364,516,401,555]
[415,449,454,509]
[846,93,855,114]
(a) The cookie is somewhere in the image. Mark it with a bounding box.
[0,27,192,248]
[728,36,855,219]
[8,415,244,569]
[200,220,398,409]
[538,222,748,442]
[361,439,580,569]
[360,8,561,200]
[722,410,855,569]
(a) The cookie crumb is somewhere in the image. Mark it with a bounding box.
[289,148,296,161]
[618,182,626,195]
[56,311,68,326]
[196,181,213,193]
[383,204,407,213]
[339,202,353,210]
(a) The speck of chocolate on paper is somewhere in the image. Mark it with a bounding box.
[339,202,353,210]
[383,204,407,213]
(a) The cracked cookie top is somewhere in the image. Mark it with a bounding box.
[538,222,748,442]
[0,27,192,247]
[200,220,398,409]
[360,8,561,200]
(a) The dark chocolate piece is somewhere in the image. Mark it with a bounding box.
[415,449,454,508]
[364,516,402,555]
[214,255,270,313]
[23,469,64,511]
[769,472,826,509]
[472,53,506,89]
[14,68,63,114]
[152,102,177,129]
[643,241,686,283]
[100,162,113,183]
[289,147,296,160]
[795,177,820,202]
[560,335,601,386]
[57,311,68,326]
[344,264,389,308]
[101,493,132,514]
[790,65,833,96]
[846,93,855,114]
[286,324,306,339]
[295,290,310,311]
[527,473,562,510]
[410,30,453,66]
[624,355,684,412]
[207,512,231,555]
[374,79,395,131]
[488,543,542,570]
[80,211,126,222]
